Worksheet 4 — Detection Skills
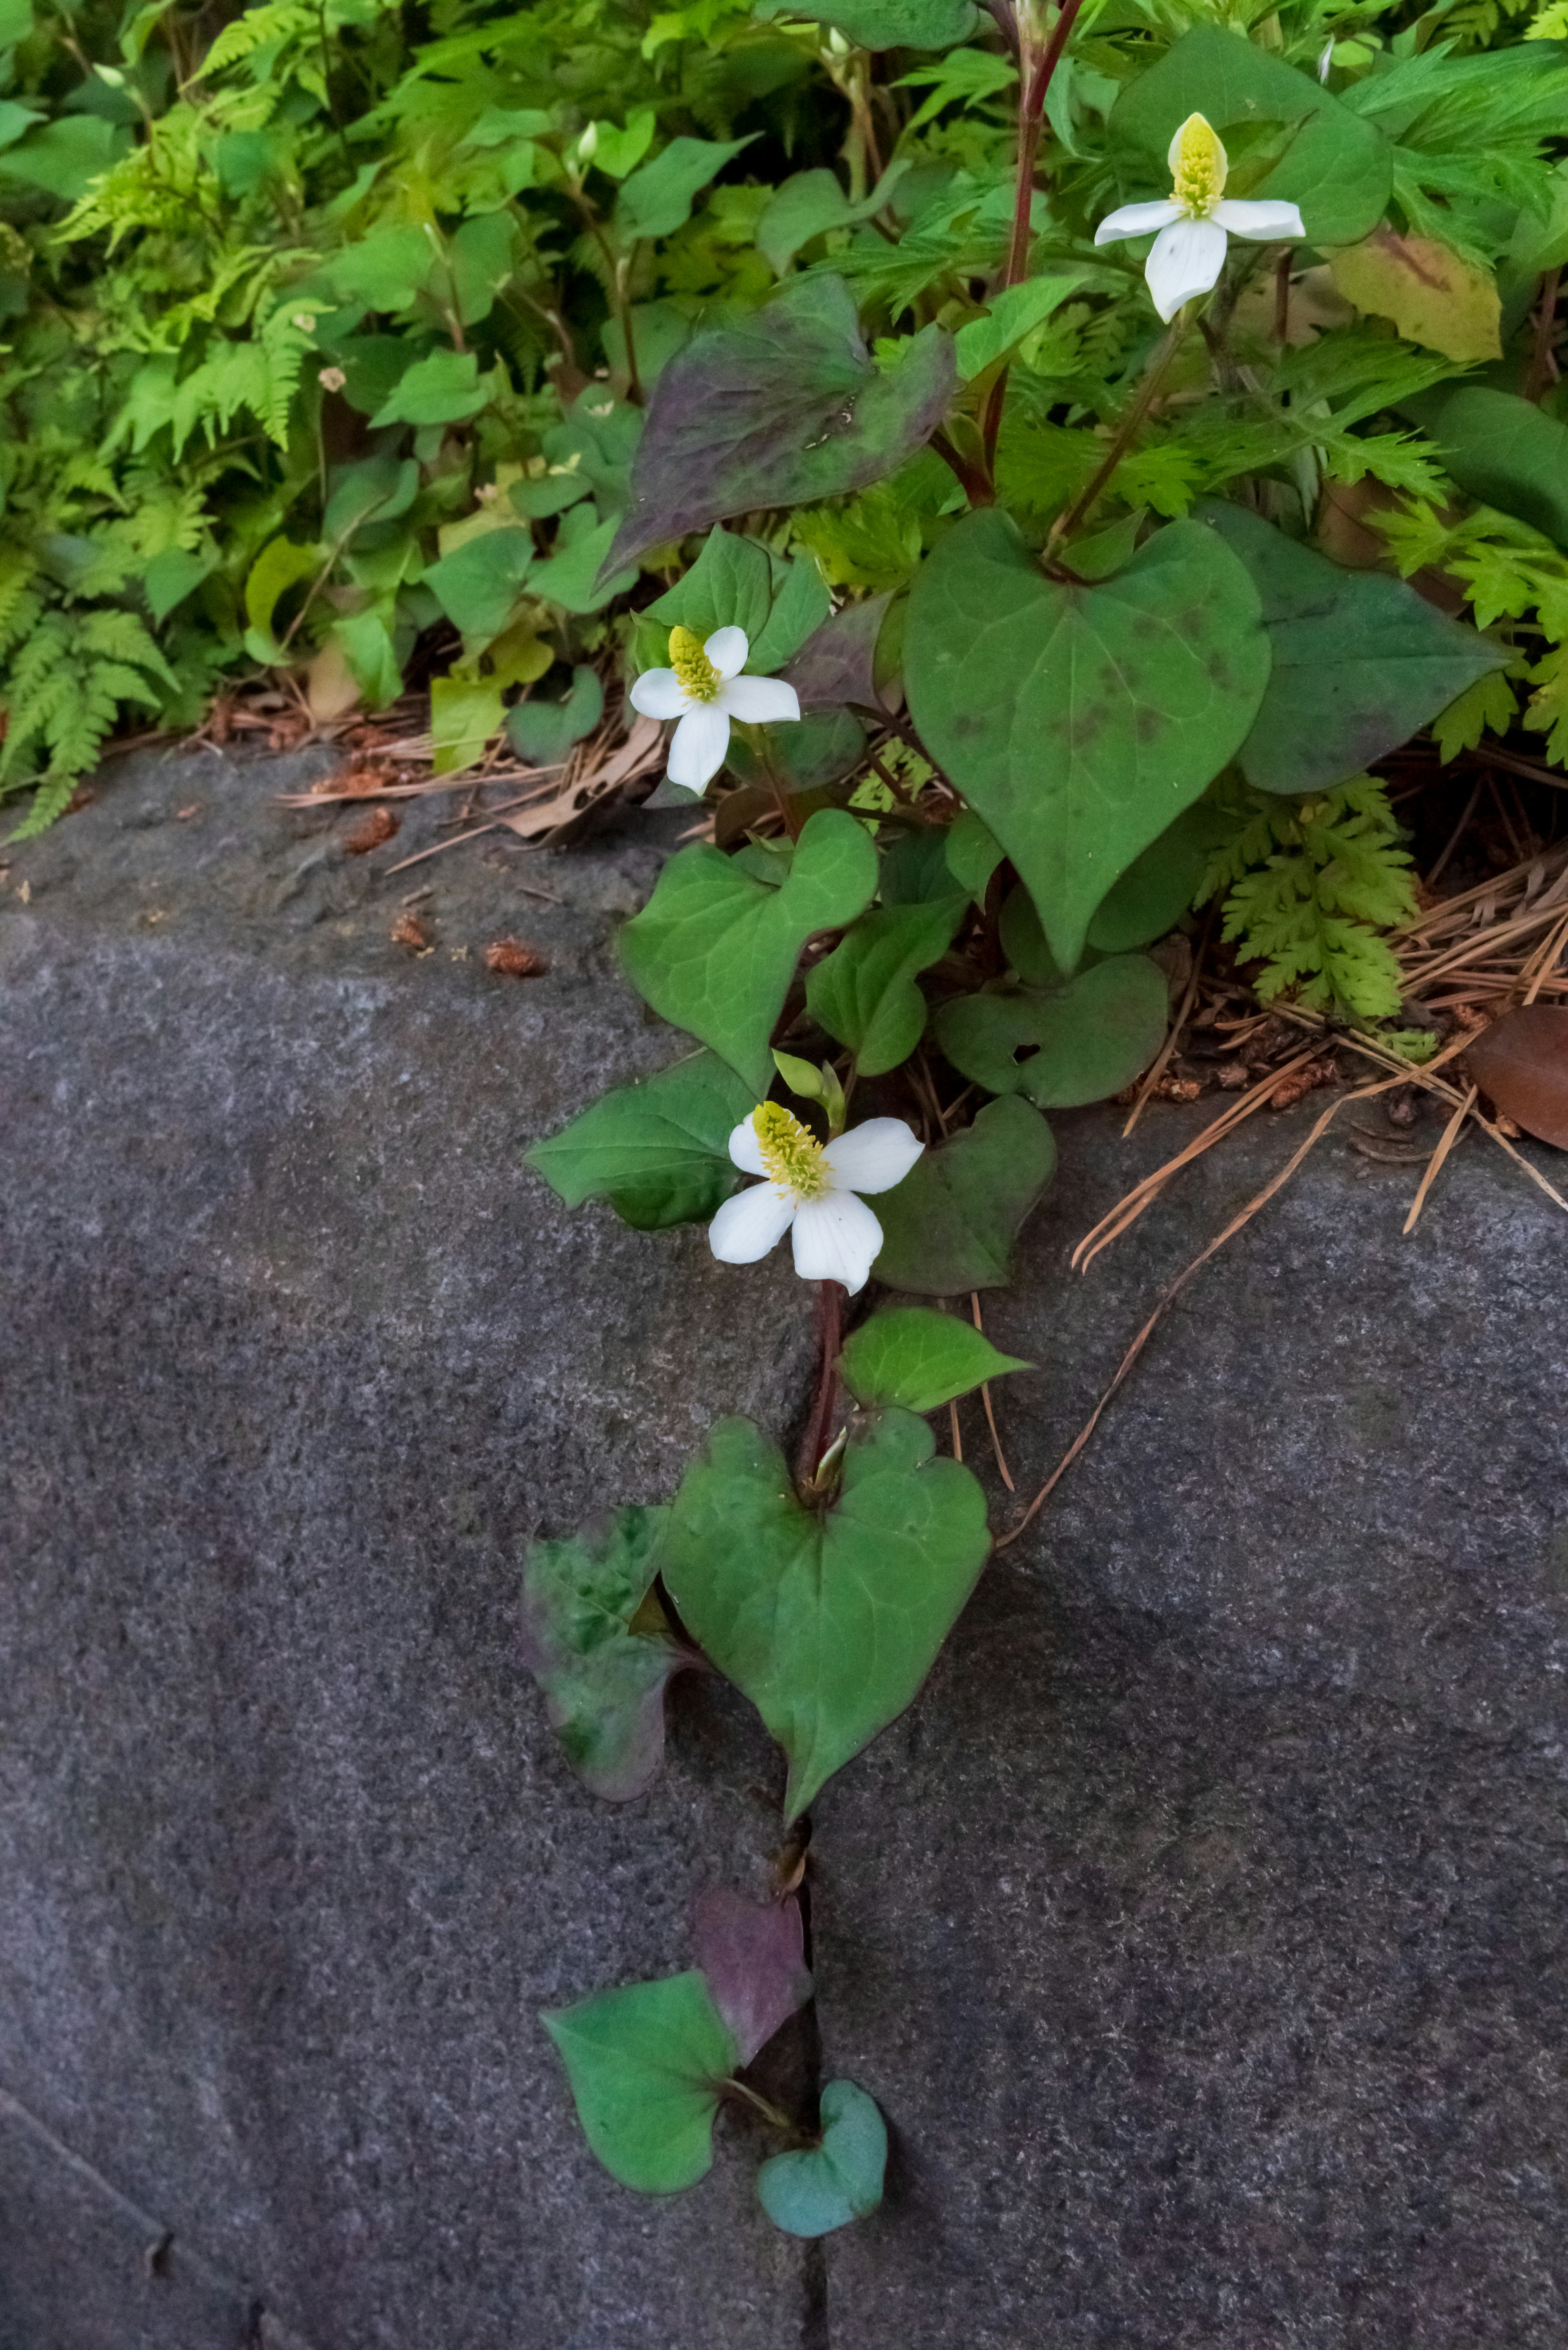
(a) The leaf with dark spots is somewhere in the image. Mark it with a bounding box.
[602,277,956,574]
[1466,1007,1568,1150]
[521,1506,688,1801]
[1199,501,1508,797]
[905,511,1269,971]
[692,1887,813,2065]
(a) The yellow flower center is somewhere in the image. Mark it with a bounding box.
[669,624,722,703]
[1170,112,1227,217]
[752,1102,830,1200]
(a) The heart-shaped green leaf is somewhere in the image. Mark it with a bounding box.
[662,1410,990,1821]
[508,664,604,767]
[784,592,895,715]
[757,2081,888,2238]
[1109,26,1392,248]
[804,897,962,1075]
[871,1095,1056,1294]
[530,508,637,615]
[905,512,1269,973]
[839,1305,1030,1414]
[758,159,911,277]
[620,811,879,1093]
[604,277,956,573]
[424,526,535,644]
[1198,502,1509,796]
[541,1972,739,2194]
[527,1049,756,1231]
[521,1506,686,1801]
[644,528,831,673]
[369,347,490,428]
[936,956,1169,1110]
[613,134,758,243]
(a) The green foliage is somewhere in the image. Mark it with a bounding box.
[526,1048,755,1229]
[936,955,1171,1108]
[837,1305,1030,1413]
[521,1506,685,1801]
[541,1972,738,2194]
[662,1407,991,1820]
[1200,780,1419,1019]
[757,2080,887,2236]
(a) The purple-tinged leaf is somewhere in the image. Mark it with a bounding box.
[693,1886,813,2065]
[603,277,956,575]
[784,593,896,714]
[521,1505,688,1801]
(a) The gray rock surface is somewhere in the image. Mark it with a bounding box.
[816,1096,1568,2347]
[4,745,1567,2348]
[0,748,815,2350]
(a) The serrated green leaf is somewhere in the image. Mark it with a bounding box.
[541,1973,738,2194]
[954,271,1102,381]
[839,1305,1029,1413]
[805,896,961,1074]
[937,956,1168,1110]
[871,1095,1056,1295]
[1109,26,1392,248]
[521,1506,684,1800]
[605,277,956,574]
[1199,501,1508,796]
[621,811,879,1092]
[527,1049,756,1230]
[906,511,1270,972]
[755,0,976,45]
[758,2081,887,2238]
[662,1409,990,1820]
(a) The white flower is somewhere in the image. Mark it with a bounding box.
[708,1104,924,1296]
[629,624,800,794]
[1094,112,1305,323]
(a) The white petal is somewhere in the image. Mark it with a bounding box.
[666,703,731,791]
[704,625,749,680]
[709,1183,796,1265]
[1095,200,1182,246]
[719,675,801,725]
[1145,215,1228,321]
[628,668,687,720]
[789,1192,884,1295]
[728,1115,766,1175]
[821,1117,924,1197]
[1211,199,1305,243]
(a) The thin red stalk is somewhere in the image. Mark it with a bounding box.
[798,1281,844,1485]
[1001,0,1087,290]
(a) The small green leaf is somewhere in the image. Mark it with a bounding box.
[648,526,775,644]
[1199,502,1508,796]
[508,665,605,765]
[143,545,215,623]
[937,956,1168,1110]
[1109,25,1392,248]
[430,673,505,776]
[541,1973,738,2194]
[757,2081,887,2238]
[424,526,535,644]
[368,348,490,428]
[521,1506,685,1801]
[621,811,879,1093]
[581,108,657,180]
[839,1305,1029,1413]
[773,1050,847,1133]
[954,271,1102,381]
[605,277,956,574]
[871,1095,1056,1295]
[527,1049,757,1231]
[244,536,318,656]
[332,611,403,709]
[751,554,834,675]
[755,0,976,47]
[805,897,961,1075]
[906,512,1269,971]
[1400,385,1568,555]
[614,134,758,242]
[757,158,911,276]
[662,1409,990,1821]
[531,509,638,615]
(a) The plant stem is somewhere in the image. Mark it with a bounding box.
[1045,312,1186,557]
[929,425,994,507]
[723,2078,809,2139]
[797,1280,844,1486]
[1524,265,1561,406]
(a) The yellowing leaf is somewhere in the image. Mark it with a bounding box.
[1328,231,1500,366]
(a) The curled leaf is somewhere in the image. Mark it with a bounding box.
[521,1506,688,1801]
[757,2080,887,2237]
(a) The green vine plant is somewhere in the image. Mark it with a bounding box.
[5,0,1568,2240]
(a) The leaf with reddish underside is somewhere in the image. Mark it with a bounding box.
[692,1887,813,2065]
[602,277,955,575]
[784,592,897,714]
[1466,1006,1568,1149]
[521,1505,689,1800]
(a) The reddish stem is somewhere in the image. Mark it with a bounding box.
[1001,0,1087,291]
[1524,265,1561,406]
[798,1281,845,1486]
